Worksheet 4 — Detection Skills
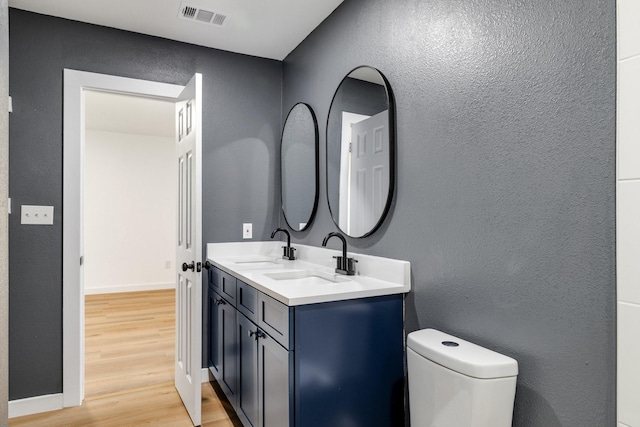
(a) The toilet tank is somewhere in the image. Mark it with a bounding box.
[407,329,518,427]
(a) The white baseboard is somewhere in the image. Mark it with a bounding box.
[9,393,64,418]
[9,372,211,419]
[202,367,213,383]
[84,282,174,295]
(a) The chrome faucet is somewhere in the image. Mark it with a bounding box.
[322,232,357,275]
[271,228,296,260]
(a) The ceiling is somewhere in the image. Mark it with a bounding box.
[8,0,344,60]
[85,91,175,138]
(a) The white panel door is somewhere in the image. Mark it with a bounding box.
[349,110,389,236]
[175,73,203,426]
[339,112,370,232]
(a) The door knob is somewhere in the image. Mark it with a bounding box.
[182,262,195,272]
[249,330,266,340]
[203,261,212,270]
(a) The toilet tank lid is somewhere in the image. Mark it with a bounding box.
[407,329,518,379]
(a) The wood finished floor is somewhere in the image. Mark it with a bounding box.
[9,289,242,427]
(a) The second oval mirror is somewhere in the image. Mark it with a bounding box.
[281,103,319,231]
[326,66,395,238]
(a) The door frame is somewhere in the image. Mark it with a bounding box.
[62,69,184,406]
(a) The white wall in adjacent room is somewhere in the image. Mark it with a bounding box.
[84,129,176,294]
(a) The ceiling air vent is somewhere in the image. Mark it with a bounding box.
[179,2,229,27]
[182,5,197,19]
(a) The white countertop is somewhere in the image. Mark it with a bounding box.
[206,241,411,306]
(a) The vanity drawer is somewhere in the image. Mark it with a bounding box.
[258,292,292,349]
[236,280,258,323]
[208,267,220,291]
[211,267,237,306]
[220,271,237,306]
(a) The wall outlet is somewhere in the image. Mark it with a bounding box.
[21,205,54,225]
[243,223,252,239]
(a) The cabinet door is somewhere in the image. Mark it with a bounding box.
[259,333,291,427]
[237,313,259,427]
[207,288,222,379]
[257,292,291,349]
[219,298,238,406]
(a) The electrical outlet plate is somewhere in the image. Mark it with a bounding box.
[21,205,54,225]
[243,223,252,239]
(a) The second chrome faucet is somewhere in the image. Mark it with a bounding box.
[322,232,357,275]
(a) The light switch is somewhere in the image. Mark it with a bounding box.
[21,205,54,225]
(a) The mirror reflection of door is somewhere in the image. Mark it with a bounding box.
[339,111,369,232]
[348,110,389,237]
[327,66,394,238]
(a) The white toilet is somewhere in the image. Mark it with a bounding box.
[407,329,518,427]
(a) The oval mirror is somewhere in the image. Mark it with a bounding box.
[326,66,395,238]
[281,103,319,231]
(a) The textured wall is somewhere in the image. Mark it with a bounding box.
[1,0,9,422]
[283,0,616,425]
[8,9,281,400]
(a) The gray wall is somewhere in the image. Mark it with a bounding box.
[1,0,9,423]
[8,9,281,400]
[283,0,616,425]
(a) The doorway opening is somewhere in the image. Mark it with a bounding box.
[63,70,203,425]
[82,90,176,398]
[62,70,185,406]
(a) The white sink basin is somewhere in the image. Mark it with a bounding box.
[264,270,350,284]
[235,260,279,266]
[226,256,286,269]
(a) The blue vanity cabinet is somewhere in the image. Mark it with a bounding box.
[207,266,404,427]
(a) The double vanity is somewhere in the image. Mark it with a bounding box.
[205,65,405,426]
[206,241,410,427]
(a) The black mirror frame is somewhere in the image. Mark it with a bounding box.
[281,102,320,232]
[325,66,396,238]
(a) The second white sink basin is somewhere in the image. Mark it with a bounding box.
[264,270,350,285]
